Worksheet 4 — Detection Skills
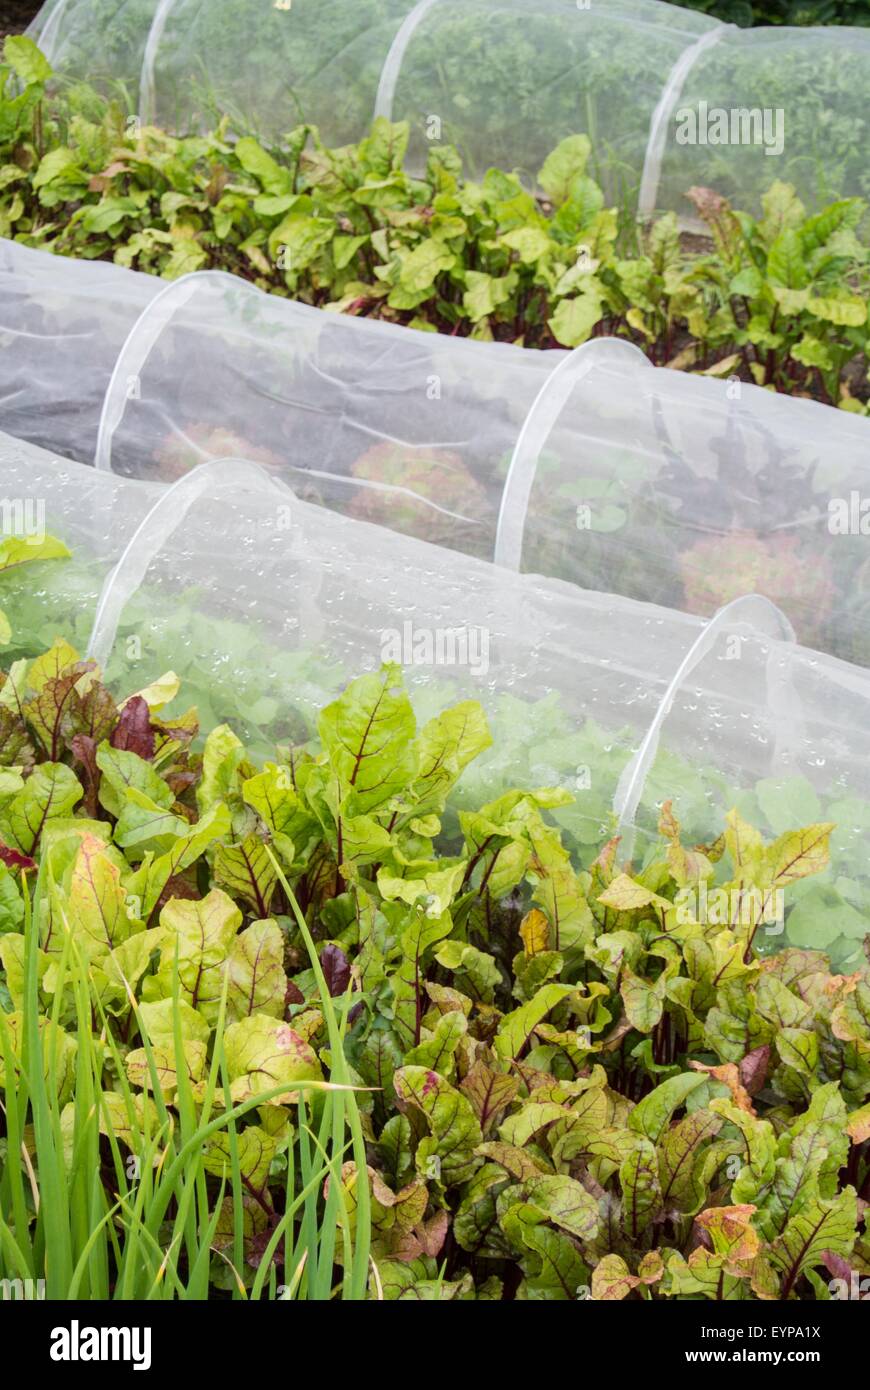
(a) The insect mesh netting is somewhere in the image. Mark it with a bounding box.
[28,0,870,214]
[3,240,869,668]
[2,426,870,971]
[0,240,159,462]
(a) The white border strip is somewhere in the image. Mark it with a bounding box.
[637,23,732,220]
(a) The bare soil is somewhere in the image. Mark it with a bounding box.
[0,1,41,43]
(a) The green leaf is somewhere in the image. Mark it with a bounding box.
[139,803,232,915]
[435,940,503,1003]
[125,1037,207,1099]
[537,134,592,205]
[453,1163,513,1257]
[393,1065,482,1186]
[96,743,172,819]
[548,288,603,347]
[459,1060,519,1133]
[242,762,319,865]
[378,861,466,915]
[0,862,24,934]
[767,823,833,888]
[391,909,454,1050]
[403,1009,467,1078]
[513,1216,588,1301]
[619,1139,661,1239]
[90,931,159,1014]
[0,762,82,855]
[499,1100,567,1150]
[198,723,246,814]
[226,918,287,1022]
[620,968,665,1033]
[398,239,455,293]
[411,701,491,817]
[628,1073,705,1145]
[143,888,242,1025]
[784,307,837,368]
[767,1187,858,1296]
[0,534,70,573]
[213,834,278,916]
[65,832,138,959]
[234,137,293,196]
[137,998,213,1047]
[493,984,577,1061]
[800,199,863,256]
[3,35,52,86]
[318,666,418,815]
[462,270,515,323]
[333,234,368,271]
[32,147,85,192]
[113,788,192,857]
[203,1125,279,1188]
[766,229,807,289]
[358,117,410,177]
[591,1253,641,1301]
[223,1014,322,1105]
[551,177,605,241]
[0,1012,77,1101]
[268,213,334,271]
[81,197,140,235]
[658,1108,723,1214]
[524,1173,600,1241]
[808,293,867,327]
[759,181,806,241]
[785,885,867,948]
[500,225,551,264]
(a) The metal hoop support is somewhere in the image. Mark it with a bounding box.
[612,594,799,855]
[374,0,444,122]
[637,23,731,219]
[87,457,294,671]
[138,0,177,125]
[93,268,240,473]
[29,0,71,62]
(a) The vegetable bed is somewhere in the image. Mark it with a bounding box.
[3,38,870,407]
[1,533,869,1301]
[3,3,870,1312]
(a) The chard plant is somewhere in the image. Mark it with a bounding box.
[0,558,867,1300]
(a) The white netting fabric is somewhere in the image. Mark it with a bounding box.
[2,427,869,970]
[29,0,870,214]
[3,239,869,668]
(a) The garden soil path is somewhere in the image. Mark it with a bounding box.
[1,1,41,43]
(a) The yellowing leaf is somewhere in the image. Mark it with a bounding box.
[845,1103,870,1145]
[519,907,550,957]
[808,294,867,327]
[591,1253,638,1301]
[597,873,670,914]
[144,889,242,1025]
[224,1015,322,1106]
[120,671,180,712]
[767,823,833,887]
[0,533,69,574]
